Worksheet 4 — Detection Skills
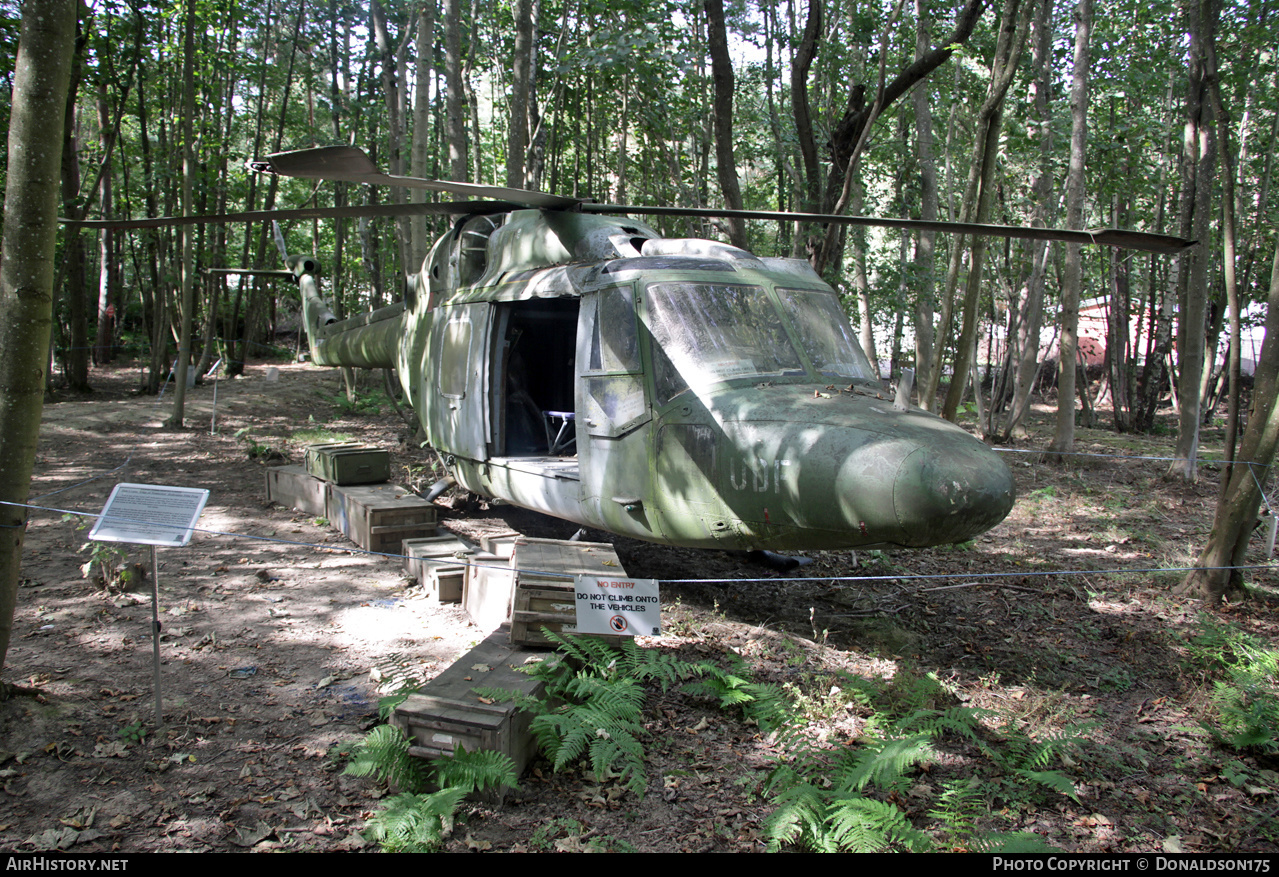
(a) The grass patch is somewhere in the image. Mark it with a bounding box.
[292,427,355,444]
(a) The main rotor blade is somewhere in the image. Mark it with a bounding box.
[584,204,1195,255]
[250,146,580,210]
[62,199,522,230]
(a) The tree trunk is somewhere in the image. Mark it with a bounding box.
[1207,32,1242,504]
[410,1,436,270]
[59,8,89,393]
[999,0,1054,440]
[370,0,412,283]
[507,0,534,190]
[1169,0,1217,481]
[444,0,467,182]
[939,0,1033,423]
[910,0,938,396]
[1180,245,1279,603]
[0,0,76,686]
[704,0,748,249]
[798,0,986,273]
[164,0,198,429]
[1046,0,1092,459]
[94,78,118,366]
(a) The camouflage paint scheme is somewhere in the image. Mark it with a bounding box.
[293,208,1015,552]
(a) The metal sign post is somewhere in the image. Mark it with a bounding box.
[89,484,210,727]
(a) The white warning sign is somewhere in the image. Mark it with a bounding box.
[574,575,661,637]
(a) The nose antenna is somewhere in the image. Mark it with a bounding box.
[894,368,915,412]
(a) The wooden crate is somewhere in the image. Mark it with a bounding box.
[402,536,473,603]
[463,552,515,631]
[265,465,329,517]
[392,625,546,785]
[508,538,628,648]
[479,530,522,559]
[326,483,438,553]
[304,442,391,485]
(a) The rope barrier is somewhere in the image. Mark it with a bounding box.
[3,497,1270,588]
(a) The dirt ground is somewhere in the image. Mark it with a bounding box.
[1,358,1277,853]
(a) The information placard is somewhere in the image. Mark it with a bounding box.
[574,575,661,636]
[88,483,211,547]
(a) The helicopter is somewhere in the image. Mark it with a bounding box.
[74,145,1194,553]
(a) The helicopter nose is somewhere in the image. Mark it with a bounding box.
[891,442,1015,546]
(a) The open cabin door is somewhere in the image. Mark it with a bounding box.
[490,298,580,457]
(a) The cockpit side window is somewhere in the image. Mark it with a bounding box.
[589,286,640,373]
[579,288,648,437]
[646,282,803,404]
[778,288,876,381]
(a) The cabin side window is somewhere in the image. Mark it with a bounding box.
[439,314,472,399]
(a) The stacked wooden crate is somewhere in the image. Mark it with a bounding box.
[326,483,438,553]
[264,465,328,517]
[392,625,546,786]
[401,535,472,603]
[303,441,391,485]
[265,443,436,553]
[394,536,639,788]
[506,538,627,647]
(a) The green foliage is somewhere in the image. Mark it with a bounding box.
[480,631,710,798]
[343,724,426,793]
[330,389,387,416]
[683,658,792,734]
[343,723,517,852]
[763,762,931,853]
[760,702,974,852]
[758,667,1075,853]
[362,788,468,853]
[117,721,147,745]
[528,817,638,853]
[430,747,518,797]
[77,540,129,590]
[980,721,1089,805]
[233,428,281,461]
[1189,617,1279,755]
[63,513,131,590]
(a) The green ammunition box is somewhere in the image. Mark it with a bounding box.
[304,441,391,485]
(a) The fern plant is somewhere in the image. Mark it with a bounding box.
[763,760,931,852]
[684,661,793,736]
[344,724,516,852]
[1190,616,1279,755]
[345,723,427,793]
[981,721,1089,804]
[762,716,946,854]
[480,630,708,798]
[363,788,469,852]
[759,670,1072,854]
[928,779,1058,852]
